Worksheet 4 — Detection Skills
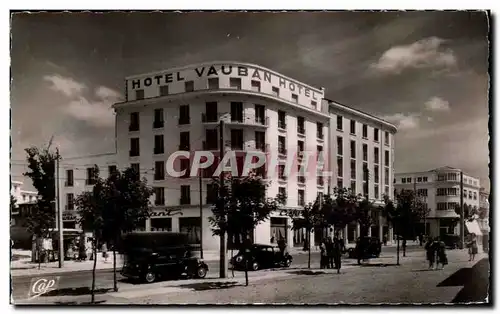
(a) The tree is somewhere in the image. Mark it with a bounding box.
[290,195,324,269]
[208,173,280,286]
[23,145,59,265]
[322,188,357,232]
[102,166,154,292]
[382,189,429,264]
[75,169,107,304]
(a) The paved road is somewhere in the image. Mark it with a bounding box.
[11,245,421,301]
[117,256,490,304]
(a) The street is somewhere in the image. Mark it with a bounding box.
[11,245,419,301]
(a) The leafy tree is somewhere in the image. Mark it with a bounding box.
[290,195,324,269]
[208,173,280,285]
[102,166,154,292]
[322,188,357,232]
[23,145,59,265]
[75,168,107,304]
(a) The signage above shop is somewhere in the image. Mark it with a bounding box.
[62,211,77,221]
[150,208,184,218]
[130,64,321,100]
[279,208,303,218]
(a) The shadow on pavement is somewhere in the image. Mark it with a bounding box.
[288,270,327,276]
[54,300,106,305]
[437,258,490,304]
[42,287,112,297]
[176,281,241,291]
[359,263,399,267]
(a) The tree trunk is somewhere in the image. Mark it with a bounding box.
[37,239,41,270]
[403,239,406,257]
[113,236,118,292]
[231,249,235,278]
[245,258,249,286]
[91,240,97,304]
[396,238,400,266]
[307,232,311,269]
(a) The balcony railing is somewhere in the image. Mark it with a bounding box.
[278,121,287,130]
[278,147,287,156]
[317,177,324,186]
[298,176,306,184]
[297,127,305,136]
[64,181,73,187]
[317,132,324,140]
[178,117,190,125]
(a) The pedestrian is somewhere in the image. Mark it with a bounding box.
[326,237,334,269]
[383,234,388,246]
[425,237,435,269]
[435,237,448,270]
[333,232,345,274]
[101,243,108,263]
[277,236,287,259]
[320,240,328,269]
[467,233,478,261]
[419,234,423,246]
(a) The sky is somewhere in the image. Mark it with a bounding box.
[10,11,490,192]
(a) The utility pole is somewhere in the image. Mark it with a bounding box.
[55,148,63,268]
[219,119,227,278]
[199,172,204,259]
[460,171,464,249]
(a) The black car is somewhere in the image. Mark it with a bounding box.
[230,244,292,271]
[120,232,209,283]
[442,234,460,249]
[348,237,382,263]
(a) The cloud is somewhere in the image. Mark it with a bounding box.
[43,74,86,97]
[64,96,116,128]
[95,86,122,100]
[370,37,457,74]
[425,96,451,111]
[381,113,420,130]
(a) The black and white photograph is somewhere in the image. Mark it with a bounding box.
[8,8,491,305]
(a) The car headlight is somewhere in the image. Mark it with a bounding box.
[236,256,243,262]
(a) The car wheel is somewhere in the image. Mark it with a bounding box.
[144,271,156,283]
[284,259,292,267]
[251,261,260,271]
[196,266,207,279]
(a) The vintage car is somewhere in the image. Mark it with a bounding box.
[120,232,208,283]
[230,244,293,271]
[347,237,382,263]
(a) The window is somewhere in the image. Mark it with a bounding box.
[180,185,191,205]
[317,122,324,139]
[278,136,287,155]
[65,170,74,187]
[298,190,305,206]
[463,189,468,198]
[469,191,473,199]
[66,193,74,210]
[206,184,218,204]
[185,81,194,92]
[374,185,379,199]
[363,182,368,197]
[297,141,304,156]
[278,187,287,201]
[437,174,447,181]
[437,202,447,211]
[447,188,457,196]
[474,192,477,200]
[374,165,379,183]
[337,137,343,155]
[180,132,190,151]
[255,104,266,125]
[350,141,356,159]
[129,112,139,131]
[297,117,305,134]
[86,167,97,185]
[130,163,140,177]
[179,217,201,244]
[337,116,343,131]
[153,108,164,128]
[362,124,368,138]
[160,85,169,96]
[205,101,218,122]
[278,111,286,129]
[447,173,458,181]
[179,105,190,125]
[417,177,422,183]
[423,176,428,182]
[417,189,428,197]
[278,165,286,180]
[255,131,266,151]
[154,161,165,180]
[362,144,368,161]
[337,178,343,189]
[407,177,412,183]
[311,101,317,109]
[292,94,298,103]
[384,168,389,185]
[350,160,356,179]
[350,181,356,194]
[154,135,164,154]
[208,77,219,89]
[385,186,389,196]
[385,131,390,145]
[437,188,446,196]
[154,187,165,206]
[374,147,379,164]
[384,151,389,167]
[231,102,243,122]
[180,159,191,179]
[448,202,458,210]
[135,89,144,100]
[231,129,244,149]
[130,138,140,157]
[272,86,280,97]
[108,165,117,178]
[337,157,343,177]
[229,77,242,89]
[374,128,379,142]
[402,178,407,183]
[317,145,323,161]
[251,80,260,92]
[363,163,368,181]
[350,120,356,134]
[151,218,171,232]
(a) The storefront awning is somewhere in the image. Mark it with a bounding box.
[465,220,483,236]
[435,210,460,219]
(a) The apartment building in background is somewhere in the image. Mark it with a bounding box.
[58,61,397,252]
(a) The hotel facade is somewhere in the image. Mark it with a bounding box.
[59,61,397,252]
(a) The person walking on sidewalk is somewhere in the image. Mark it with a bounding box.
[435,237,448,270]
[101,243,108,263]
[320,240,328,269]
[326,237,334,269]
[425,237,436,269]
[333,232,345,274]
[467,233,478,261]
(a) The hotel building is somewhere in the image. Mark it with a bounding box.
[59,61,397,252]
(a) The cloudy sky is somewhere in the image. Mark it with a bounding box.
[10,11,490,191]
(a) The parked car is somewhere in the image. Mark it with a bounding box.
[230,244,293,271]
[442,234,460,249]
[347,237,382,263]
[120,232,208,283]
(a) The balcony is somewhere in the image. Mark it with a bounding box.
[180,197,191,205]
[278,175,287,183]
[178,144,190,151]
[129,150,140,157]
[278,147,287,158]
[153,120,164,129]
[228,113,270,128]
[317,177,324,187]
[201,113,220,124]
[317,132,324,142]
[203,141,218,151]
[297,127,305,138]
[64,181,74,187]
[128,124,139,132]
[154,147,164,155]
[178,117,190,125]
[298,176,306,185]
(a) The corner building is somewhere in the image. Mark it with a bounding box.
[59,61,398,253]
